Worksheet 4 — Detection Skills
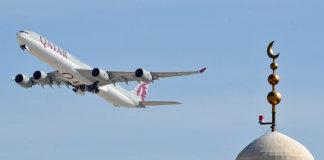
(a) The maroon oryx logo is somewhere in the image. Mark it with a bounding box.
[137,82,150,101]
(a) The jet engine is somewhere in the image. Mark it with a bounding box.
[15,74,32,88]
[33,70,50,84]
[92,68,109,82]
[135,68,153,82]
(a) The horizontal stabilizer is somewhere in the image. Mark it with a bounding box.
[139,101,181,107]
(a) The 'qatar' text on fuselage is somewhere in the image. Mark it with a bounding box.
[40,36,67,59]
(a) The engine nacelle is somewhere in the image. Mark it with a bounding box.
[33,70,50,84]
[135,68,153,82]
[92,68,109,82]
[15,74,32,88]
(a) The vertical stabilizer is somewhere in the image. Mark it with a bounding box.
[130,82,150,101]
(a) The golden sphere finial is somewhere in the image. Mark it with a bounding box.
[267,91,282,105]
[268,74,280,85]
[270,62,278,70]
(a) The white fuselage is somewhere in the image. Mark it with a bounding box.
[16,31,138,108]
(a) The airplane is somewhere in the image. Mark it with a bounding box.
[13,30,206,108]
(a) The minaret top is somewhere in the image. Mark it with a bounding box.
[259,41,282,132]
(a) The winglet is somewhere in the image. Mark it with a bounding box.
[199,67,207,73]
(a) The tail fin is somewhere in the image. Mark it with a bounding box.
[130,82,150,101]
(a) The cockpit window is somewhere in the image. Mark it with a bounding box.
[19,31,29,34]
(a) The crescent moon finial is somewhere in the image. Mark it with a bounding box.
[267,41,280,59]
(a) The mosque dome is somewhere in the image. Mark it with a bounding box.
[236,131,314,160]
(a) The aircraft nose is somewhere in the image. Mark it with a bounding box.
[16,30,30,37]
[16,32,22,38]
[16,31,28,45]
[16,33,23,44]
[16,30,24,36]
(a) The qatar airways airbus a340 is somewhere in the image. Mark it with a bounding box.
[13,30,206,108]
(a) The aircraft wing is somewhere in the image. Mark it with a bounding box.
[76,69,136,86]
[150,68,206,78]
[12,70,71,88]
[46,71,71,87]
[76,67,206,86]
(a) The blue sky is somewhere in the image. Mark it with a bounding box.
[1,0,323,159]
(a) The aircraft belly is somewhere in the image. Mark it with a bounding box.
[98,85,136,108]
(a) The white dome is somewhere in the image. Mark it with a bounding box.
[236,131,314,160]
